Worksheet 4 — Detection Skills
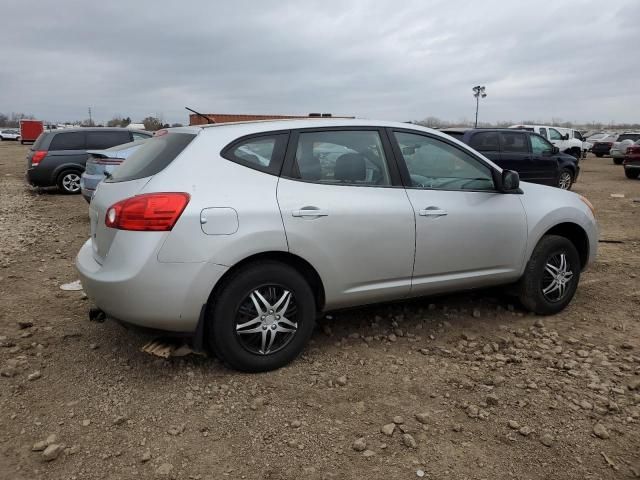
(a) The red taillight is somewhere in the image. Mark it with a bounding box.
[105,193,190,231]
[31,150,47,166]
[94,157,124,165]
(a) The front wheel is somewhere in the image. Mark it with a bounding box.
[613,158,623,165]
[625,169,639,179]
[518,235,581,315]
[557,169,573,190]
[56,170,82,194]
[208,261,316,372]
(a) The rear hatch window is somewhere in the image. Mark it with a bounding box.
[106,132,196,183]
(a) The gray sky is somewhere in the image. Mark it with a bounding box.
[1,0,638,125]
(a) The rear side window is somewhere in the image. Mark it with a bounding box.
[469,132,499,151]
[49,132,86,150]
[499,132,528,153]
[539,127,547,138]
[107,132,196,182]
[292,130,391,186]
[222,134,288,174]
[86,131,131,149]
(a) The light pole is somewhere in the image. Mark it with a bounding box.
[472,85,487,128]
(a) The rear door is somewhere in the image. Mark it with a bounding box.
[86,130,132,150]
[529,134,560,186]
[277,128,415,309]
[497,131,534,181]
[47,131,88,166]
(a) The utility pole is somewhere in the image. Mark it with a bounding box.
[88,107,93,126]
[472,86,487,128]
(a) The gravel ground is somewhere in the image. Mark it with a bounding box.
[0,141,639,480]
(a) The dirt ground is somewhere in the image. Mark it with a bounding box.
[0,141,639,480]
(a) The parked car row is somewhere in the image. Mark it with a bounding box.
[25,127,152,193]
[74,119,598,371]
[623,140,640,179]
[440,128,579,190]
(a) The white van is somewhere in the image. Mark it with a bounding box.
[509,125,585,159]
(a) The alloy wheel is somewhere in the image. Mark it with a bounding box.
[62,173,81,193]
[234,285,298,355]
[541,252,574,302]
[558,172,572,190]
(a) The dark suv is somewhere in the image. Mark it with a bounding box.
[26,128,152,193]
[441,128,580,190]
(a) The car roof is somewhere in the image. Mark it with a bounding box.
[182,118,454,138]
[48,127,149,135]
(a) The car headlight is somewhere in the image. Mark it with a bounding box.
[579,195,595,217]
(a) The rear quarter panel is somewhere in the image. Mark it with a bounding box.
[149,130,289,265]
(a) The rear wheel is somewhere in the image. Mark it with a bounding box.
[613,158,623,165]
[595,153,603,158]
[56,170,82,194]
[208,261,316,372]
[557,169,573,190]
[518,235,581,315]
[625,169,639,179]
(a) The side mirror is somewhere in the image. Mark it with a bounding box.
[552,146,560,154]
[563,134,569,140]
[500,169,520,192]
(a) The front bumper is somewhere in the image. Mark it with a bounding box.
[75,238,228,332]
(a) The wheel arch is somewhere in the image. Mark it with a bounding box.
[207,251,326,314]
[541,222,589,269]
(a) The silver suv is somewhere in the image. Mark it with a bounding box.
[76,119,598,372]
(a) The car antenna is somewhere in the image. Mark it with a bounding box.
[185,107,215,125]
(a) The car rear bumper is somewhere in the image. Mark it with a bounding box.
[26,167,51,187]
[75,238,228,332]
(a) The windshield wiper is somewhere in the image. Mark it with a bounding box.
[103,171,113,180]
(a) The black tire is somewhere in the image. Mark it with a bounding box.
[56,169,82,194]
[517,235,581,315]
[613,158,623,165]
[625,169,639,179]
[208,261,316,372]
[557,168,573,190]
[595,153,603,158]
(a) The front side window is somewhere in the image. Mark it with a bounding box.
[49,132,86,150]
[469,132,499,152]
[573,131,584,141]
[530,134,553,155]
[292,130,391,186]
[499,132,528,153]
[548,128,563,140]
[394,132,494,191]
[222,134,288,174]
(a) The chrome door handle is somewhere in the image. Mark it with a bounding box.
[419,207,447,217]
[292,208,329,217]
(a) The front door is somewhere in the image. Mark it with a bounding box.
[529,134,560,186]
[277,128,416,310]
[389,130,527,295]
